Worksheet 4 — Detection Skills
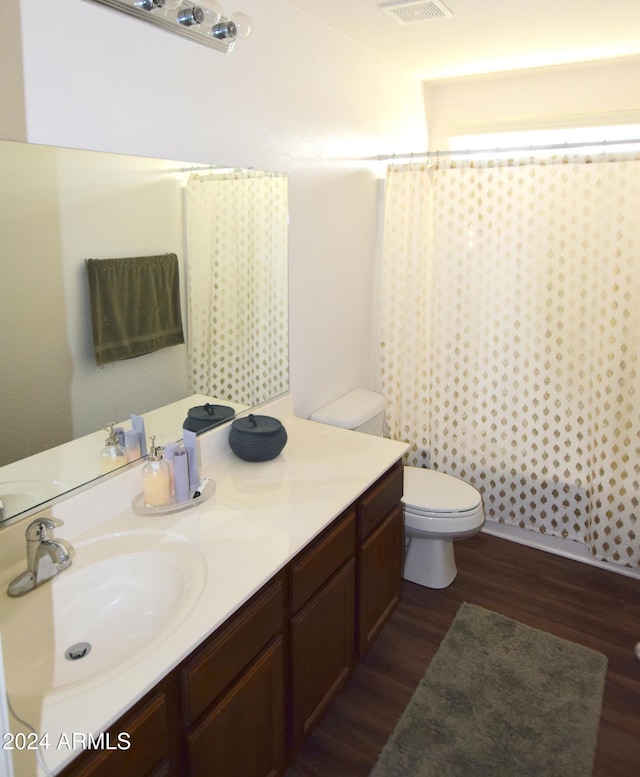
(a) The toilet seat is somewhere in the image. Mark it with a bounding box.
[402,467,485,537]
[403,466,482,514]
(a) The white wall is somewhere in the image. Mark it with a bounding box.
[424,56,640,149]
[14,0,427,420]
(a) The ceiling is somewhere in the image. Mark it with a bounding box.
[283,0,640,80]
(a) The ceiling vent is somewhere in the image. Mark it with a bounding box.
[380,1,453,24]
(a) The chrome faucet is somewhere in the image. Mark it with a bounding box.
[7,518,72,597]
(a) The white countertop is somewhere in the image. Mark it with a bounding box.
[0,394,408,776]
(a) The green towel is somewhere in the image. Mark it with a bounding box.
[85,253,185,367]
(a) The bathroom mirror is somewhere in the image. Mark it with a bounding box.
[0,139,289,523]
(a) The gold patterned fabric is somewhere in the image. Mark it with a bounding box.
[378,155,640,568]
[186,171,289,406]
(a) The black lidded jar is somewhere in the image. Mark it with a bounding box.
[228,414,287,462]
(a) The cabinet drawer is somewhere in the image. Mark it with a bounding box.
[60,691,169,777]
[290,510,355,612]
[358,461,403,541]
[182,579,283,726]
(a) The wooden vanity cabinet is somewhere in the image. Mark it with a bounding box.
[57,461,403,777]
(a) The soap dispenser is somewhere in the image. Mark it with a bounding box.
[143,436,171,508]
[100,422,127,473]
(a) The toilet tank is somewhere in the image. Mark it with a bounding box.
[309,389,387,436]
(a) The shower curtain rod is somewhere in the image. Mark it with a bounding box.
[179,164,242,173]
[376,137,640,162]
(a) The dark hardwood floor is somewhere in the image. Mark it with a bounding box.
[285,532,640,777]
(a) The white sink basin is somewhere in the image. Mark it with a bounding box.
[0,479,72,519]
[0,531,206,701]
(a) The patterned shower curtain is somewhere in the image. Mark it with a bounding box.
[378,154,640,568]
[185,171,289,407]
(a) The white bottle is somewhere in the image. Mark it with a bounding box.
[100,422,127,473]
[143,437,171,508]
[124,429,142,463]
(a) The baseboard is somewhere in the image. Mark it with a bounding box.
[481,519,640,581]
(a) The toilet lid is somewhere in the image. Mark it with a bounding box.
[403,467,481,514]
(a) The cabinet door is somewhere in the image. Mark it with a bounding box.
[58,691,171,777]
[358,504,403,656]
[290,559,355,748]
[187,638,285,777]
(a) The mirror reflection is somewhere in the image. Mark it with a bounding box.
[0,140,288,523]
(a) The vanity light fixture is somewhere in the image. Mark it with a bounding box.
[85,0,253,53]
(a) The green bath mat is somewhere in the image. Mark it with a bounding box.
[371,602,607,777]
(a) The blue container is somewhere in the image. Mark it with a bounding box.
[229,414,287,462]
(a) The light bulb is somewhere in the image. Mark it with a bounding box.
[199,0,225,25]
[229,12,253,39]
[161,0,183,20]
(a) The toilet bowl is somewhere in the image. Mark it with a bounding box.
[403,466,484,589]
[310,389,485,590]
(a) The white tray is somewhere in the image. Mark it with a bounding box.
[131,477,215,516]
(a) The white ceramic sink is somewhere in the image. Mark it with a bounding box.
[0,531,206,701]
[0,479,72,518]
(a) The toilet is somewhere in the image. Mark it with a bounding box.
[402,465,485,588]
[310,389,485,589]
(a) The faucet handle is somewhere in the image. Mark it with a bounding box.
[25,517,57,542]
